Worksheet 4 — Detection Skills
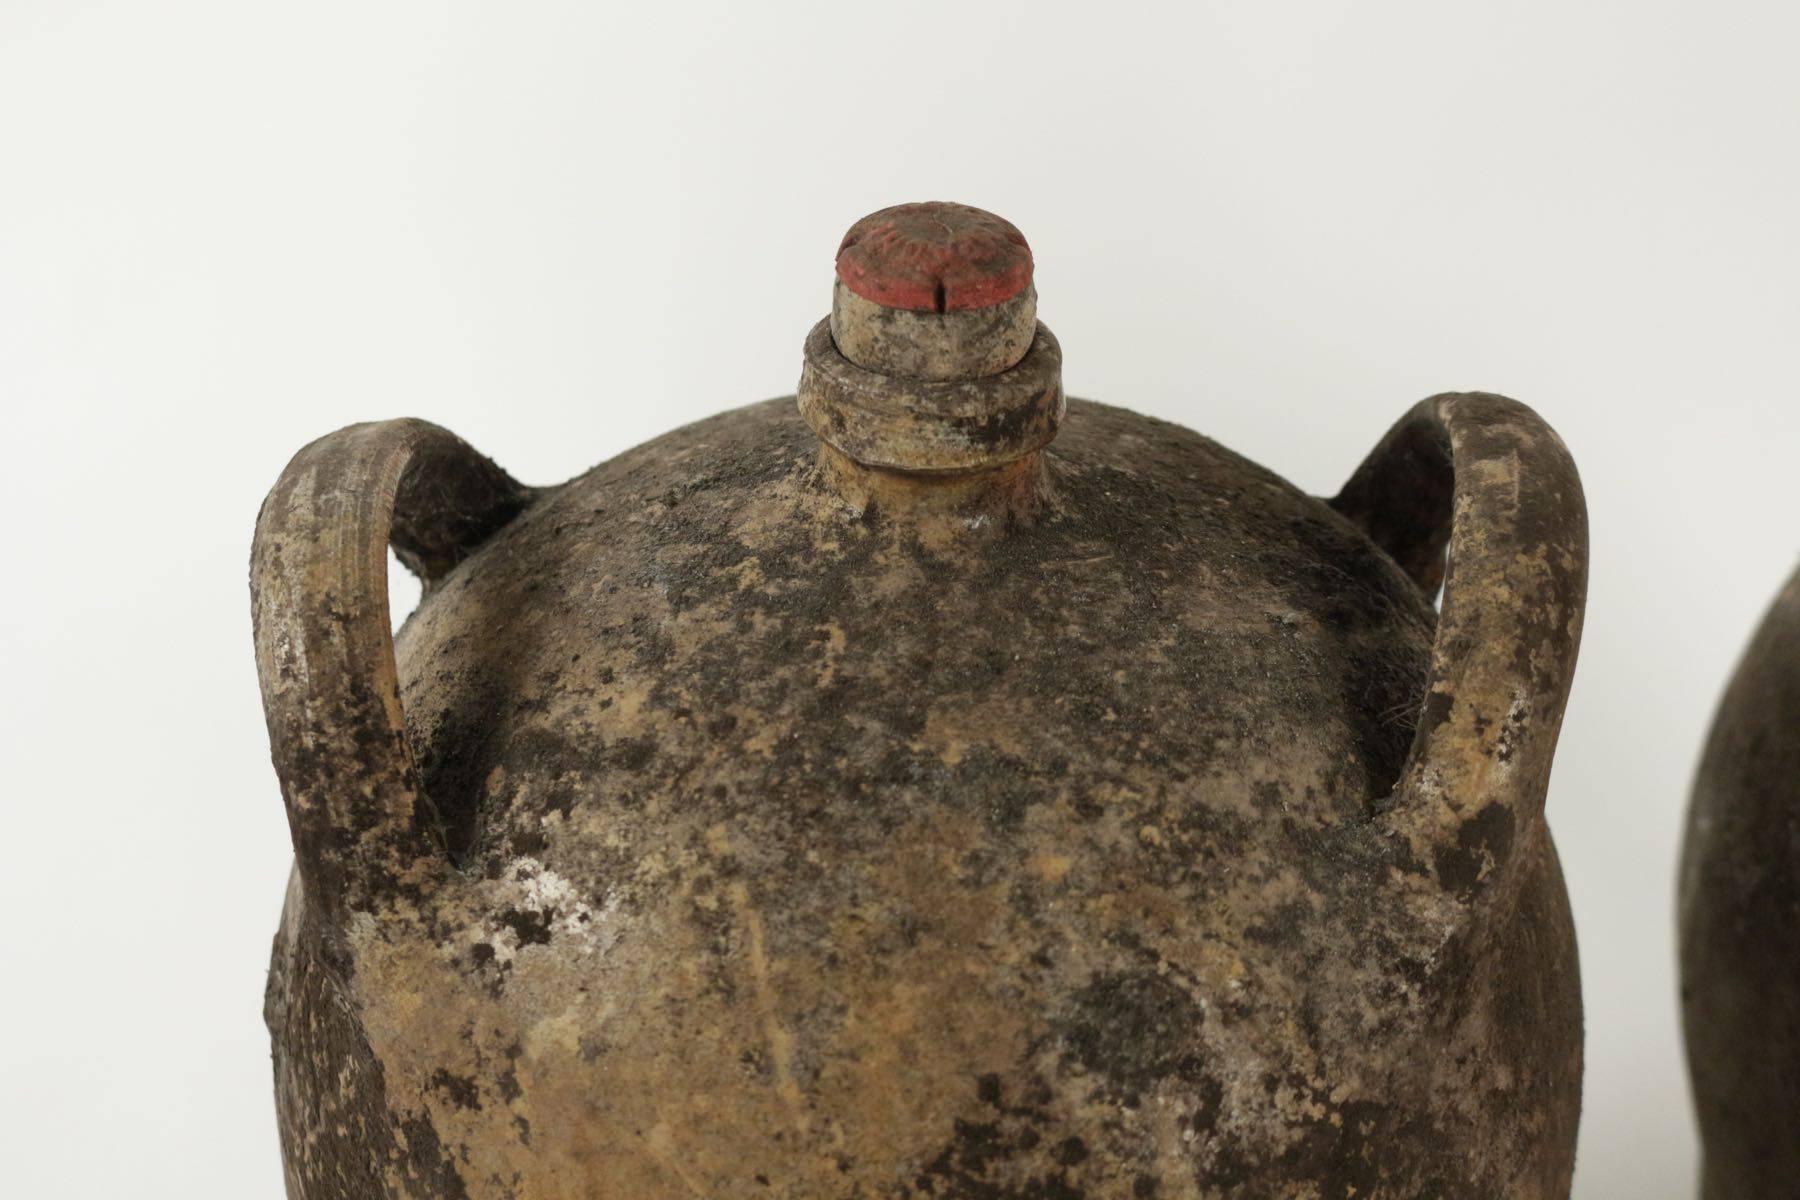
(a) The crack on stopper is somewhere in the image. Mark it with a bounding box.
[834,202,1033,313]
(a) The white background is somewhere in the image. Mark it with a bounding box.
[2,2,1794,1195]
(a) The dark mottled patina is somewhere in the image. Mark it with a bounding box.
[252,204,1588,1198]
[1681,569,1800,1199]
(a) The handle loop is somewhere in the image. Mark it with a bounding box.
[251,420,529,930]
[1334,393,1587,903]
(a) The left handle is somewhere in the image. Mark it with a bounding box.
[251,419,530,928]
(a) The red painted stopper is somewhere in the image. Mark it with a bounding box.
[835,202,1033,313]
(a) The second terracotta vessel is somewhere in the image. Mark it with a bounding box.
[1682,568,1800,1199]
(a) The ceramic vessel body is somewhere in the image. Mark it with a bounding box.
[259,395,1586,1198]
[1681,569,1800,1200]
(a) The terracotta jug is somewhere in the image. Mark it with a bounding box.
[1681,569,1800,1198]
[253,202,1590,1198]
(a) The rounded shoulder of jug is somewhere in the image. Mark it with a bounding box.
[391,394,1438,885]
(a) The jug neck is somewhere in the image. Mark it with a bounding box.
[797,202,1063,525]
[816,442,1052,531]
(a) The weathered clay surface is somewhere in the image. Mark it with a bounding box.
[798,318,1064,473]
[1681,568,1800,1199]
[254,383,1587,1196]
[830,281,1037,381]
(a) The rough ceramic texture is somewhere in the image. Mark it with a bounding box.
[254,388,1588,1198]
[798,319,1064,473]
[1681,568,1800,1199]
[830,280,1037,382]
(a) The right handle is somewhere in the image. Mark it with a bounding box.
[1334,393,1588,905]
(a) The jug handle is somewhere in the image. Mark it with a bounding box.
[251,420,530,929]
[1332,393,1587,904]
